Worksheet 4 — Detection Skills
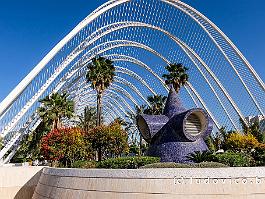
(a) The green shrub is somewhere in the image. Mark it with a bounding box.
[96,156,160,169]
[72,160,96,169]
[214,151,254,167]
[140,162,228,168]
[205,136,216,152]
[195,162,228,168]
[186,151,214,163]
[251,146,265,166]
[129,144,140,155]
[140,162,193,168]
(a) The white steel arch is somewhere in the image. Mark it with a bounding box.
[0,0,264,162]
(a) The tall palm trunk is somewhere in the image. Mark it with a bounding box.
[52,118,60,130]
[98,146,102,162]
[139,134,143,156]
[52,120,56,130]
[96,91,102,126]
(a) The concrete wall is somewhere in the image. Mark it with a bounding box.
[33,167,265,199]
[0,166,43,199]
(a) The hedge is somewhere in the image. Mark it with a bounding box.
[140,161,228,168]
[96,156,160,169]
[214,151,254,167]
[72,160,96,169]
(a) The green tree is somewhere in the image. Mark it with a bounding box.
[86,56,115,126]
[108,121,129,157]
[144,95,167,115]
[38,92,74,130]
[216,126,229,150]
[13,93,74,163]
[240,118,250,134]
[250,121,265,143]
[86,122,128,161]
[86,125,109,161]
[112,117,127,127]
[240,118,264,143]
[203,127,229,152]
[135,105,147,115]
[162,63,189,93]
[11,121,50,163]
[78,106,96,132]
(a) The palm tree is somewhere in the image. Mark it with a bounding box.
[239,118,264,143]
[86,56,115,126]
[37,92,74,130]
[162,63,189,93]
[145,95,167,115]
[112,117,127,126]
[135,105,147,115]
[78,106,96,132]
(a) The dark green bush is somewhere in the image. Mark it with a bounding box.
[129,144,140,155]
[251,147,265,166]
[214,151,254,167]
[204,136,216,152]
[195,162,228,168]
[96,156,160,169]
[140,161,228,168]
[186,151,215,163]
[72,160,96,169]
[140,162,193,168]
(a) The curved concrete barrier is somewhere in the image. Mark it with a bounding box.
[0,166,43,199]
[32,167,265,199]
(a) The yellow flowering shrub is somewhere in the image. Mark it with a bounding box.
[225,133,259,152]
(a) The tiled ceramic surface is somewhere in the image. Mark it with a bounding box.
[138,86,213,163]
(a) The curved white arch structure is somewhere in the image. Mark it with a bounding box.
[0,0,264,162]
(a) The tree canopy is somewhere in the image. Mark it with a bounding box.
[86,56,115,126]
[162,63,189,93]
[37,92,74,130]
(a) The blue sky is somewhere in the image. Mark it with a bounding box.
[0,0,264,102]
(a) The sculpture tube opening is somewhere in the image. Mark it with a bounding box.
[137,115,169,142]
[183,109,208,141]
[137,115,151,141]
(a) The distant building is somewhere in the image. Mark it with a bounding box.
[245,115,265,132]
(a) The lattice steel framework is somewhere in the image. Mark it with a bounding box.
[0,0,264,163]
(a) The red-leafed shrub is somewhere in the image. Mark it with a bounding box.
[41,127,92,167]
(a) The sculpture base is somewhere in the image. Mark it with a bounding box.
[147,138,208,163]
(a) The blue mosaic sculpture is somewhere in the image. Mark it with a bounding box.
[137,86,213,163]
